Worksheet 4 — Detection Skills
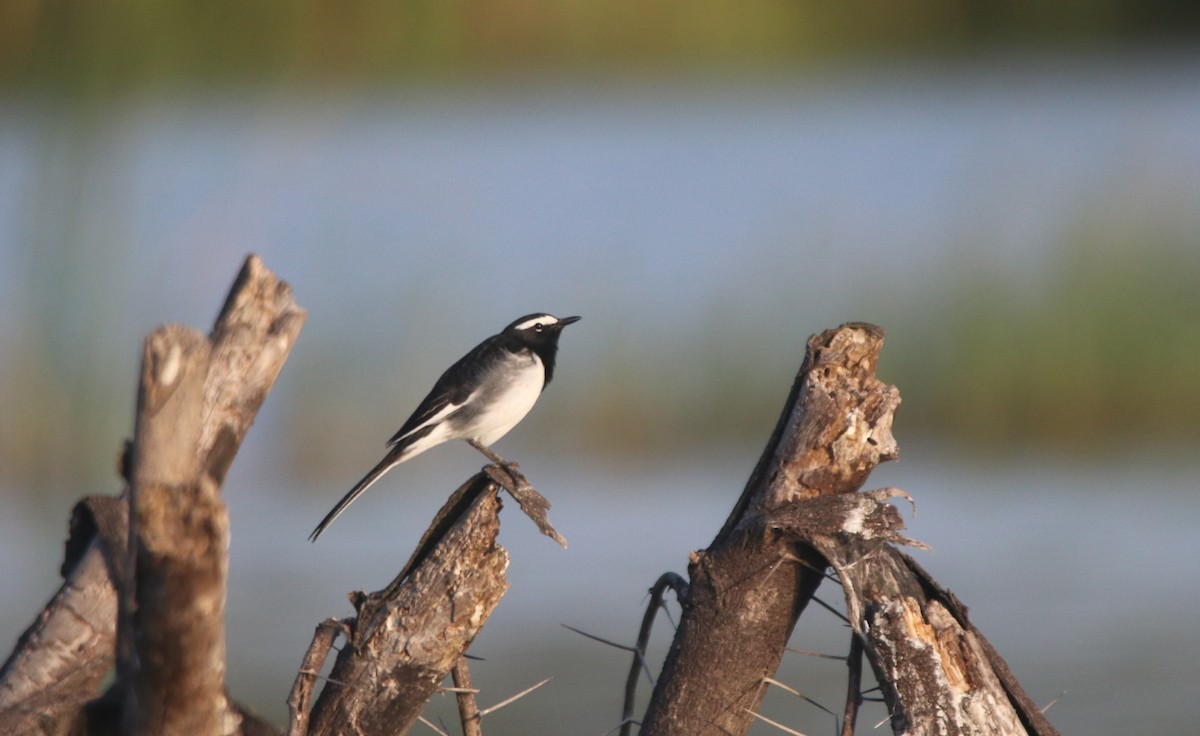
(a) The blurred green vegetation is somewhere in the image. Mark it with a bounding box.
[894,237,1200,453]
[4,0,1200,96]
[587,246,1200,459]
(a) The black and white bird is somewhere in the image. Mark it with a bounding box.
[308,312,580,541]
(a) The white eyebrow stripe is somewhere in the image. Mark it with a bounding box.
[512,314,557,331]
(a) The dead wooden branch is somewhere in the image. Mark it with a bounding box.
[761,481,1061,735]
[305,476,510,736]
[123,324,227,735]
[451,658,483,736]
[638,322,1058,736]
[122,255,303,736]
[790,497,1061,736]
[639,323,899,736]
[287,618,347,736]
[619,573,687,736]
[0,496,126,735]
[0,255,304,736]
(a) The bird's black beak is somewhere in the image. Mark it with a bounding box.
[558,315,582,327]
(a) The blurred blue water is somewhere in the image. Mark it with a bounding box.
[4,48,1199,372]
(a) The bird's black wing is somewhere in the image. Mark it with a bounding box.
[386,332,510,447]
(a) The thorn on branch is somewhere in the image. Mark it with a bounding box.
[810,595,851,625]
[743,707,811,736]
[762,676,837,719]
[560,625,640,654]
[415,715,452,736]
[1040,691,1067,714]
[476,677,552,717]
[784,648,848,662]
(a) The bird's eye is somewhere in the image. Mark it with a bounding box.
[534,323,545,332]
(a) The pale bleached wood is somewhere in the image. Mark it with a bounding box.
[0,255,304,736]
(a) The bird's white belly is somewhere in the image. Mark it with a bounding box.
[466,356,545,446]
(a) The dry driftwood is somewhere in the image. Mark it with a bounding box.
[0,497,126,736]
[120,256,304,736]
[300,475,511,736]
[121,323,224,736]
[0,255,304,736]
[773,491,1060,736]
[291,441,567,735]
[638,323,1059,736]
[640,323,900,736]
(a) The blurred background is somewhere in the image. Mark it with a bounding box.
[2,2,1199,734]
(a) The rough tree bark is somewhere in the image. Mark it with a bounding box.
[117,256,304,736]
[0,255,305,736]
[289,415,563,735]
[639,323,1059,736]
[300,475,511,736]
[122,324,226,736]
[640,323,899,736]
[773,492,1060,736]
[0,497,126,736]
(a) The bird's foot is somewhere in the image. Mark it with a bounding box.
[494,460,526,487]
[482,461,531,495]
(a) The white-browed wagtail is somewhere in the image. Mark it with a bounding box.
[309,312,580,541]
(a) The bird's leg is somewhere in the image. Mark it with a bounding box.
[467,439,527,491]
[468,439,519,470]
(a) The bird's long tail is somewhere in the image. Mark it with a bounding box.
[309,449,404,542]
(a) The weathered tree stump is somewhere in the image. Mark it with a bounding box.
[638,323,1058,736]
[0,255,305,736]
